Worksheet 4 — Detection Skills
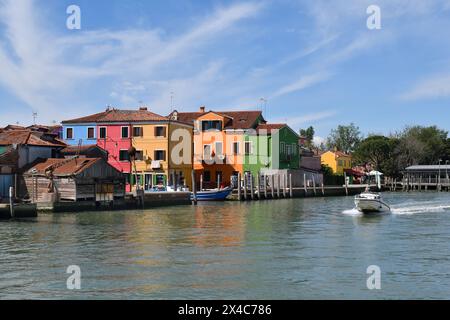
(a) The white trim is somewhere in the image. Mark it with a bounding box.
[215,141,223,156]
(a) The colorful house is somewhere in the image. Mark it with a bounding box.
[62,107,193,192]
[244,123,300,177]
[320,150,352,175]
[171,107,265,188]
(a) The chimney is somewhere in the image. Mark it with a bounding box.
[139,106,148,111]
[199,106,206,113]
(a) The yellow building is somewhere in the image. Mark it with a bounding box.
[320,150,352,175]
[131,120,193,191]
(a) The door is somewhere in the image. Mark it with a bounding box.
[144,173,153,191]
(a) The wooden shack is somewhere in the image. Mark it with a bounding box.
[22,157,125,202]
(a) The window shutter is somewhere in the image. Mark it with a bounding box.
[163,127,167,137]
[163,150,166,161]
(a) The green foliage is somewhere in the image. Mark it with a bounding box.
[326,123,362,153]
[299,126,315,148]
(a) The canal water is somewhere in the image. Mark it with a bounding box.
[2,192,450,299]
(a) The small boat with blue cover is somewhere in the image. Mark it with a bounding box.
[191,187,233,201]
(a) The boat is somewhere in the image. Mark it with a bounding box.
[355,191,390,213]
[191,186,233,201]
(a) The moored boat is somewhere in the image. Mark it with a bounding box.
[191,186,233,201]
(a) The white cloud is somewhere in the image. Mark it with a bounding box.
[399,74,450,100]
[271,72,332,99]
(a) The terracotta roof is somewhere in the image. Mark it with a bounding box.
[24,157,102,176]
[172,110,264,129]
[0,130,67,147]
[62,108,169,124]
[3,124,26,130]
[335,151,351,157]
[256,123,286,134]
[60,144,100,153]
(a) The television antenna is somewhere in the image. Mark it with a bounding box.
[259,98,267,117]
[32,111,38,125]
[170,91,174,112]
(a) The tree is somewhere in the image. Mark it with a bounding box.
[326,123,362,153]
[299,126,315,148]
[353,135,400,177]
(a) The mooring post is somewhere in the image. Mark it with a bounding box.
[237,172,242,201]
[257,173,261,200]
[321,183,325,196]
[277,174,280,198]
[312,174,317,195]
[263,174,267,199]
[217,173,221,190]
[9,186,14,218]
[191,170,197,205]
[172,172,176,191]
[243,173,248,200]
[289,174,293,198]
[344,172,349,196]
[250,174,254,200]
[303,173,307,196]
[270,175,274,199]
[200,174,203,191]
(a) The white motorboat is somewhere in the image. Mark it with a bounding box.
[355,191,390,213]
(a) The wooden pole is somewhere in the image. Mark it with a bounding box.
[344,172,348,196]
[9,186,14,218]
[263,174,267,199]
[250,173,254,200]
[312,174,317,195]
[243,173,247,200]
[172,172,176,191]
[282,174,286,198]
[277,174,280,198]
[237,172,242,201]
[257,173,261,200]
[289,174,293,198]
[321,183,325,196]
[200,174,203,191]
[217,173,221,189]
[303,173,307,196]
[271,174,274,199]
[191,170,197,205]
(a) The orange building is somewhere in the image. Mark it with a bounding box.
[170,107,265,189]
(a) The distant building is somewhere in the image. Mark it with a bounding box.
[320,150,352,175]
[62,107,194,192]
[22,157,125,203]
[0,130,66,201]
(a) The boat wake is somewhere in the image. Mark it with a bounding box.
[390,202,450,215]
[341,208,363,216]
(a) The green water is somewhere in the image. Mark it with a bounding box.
[2,192,450,299]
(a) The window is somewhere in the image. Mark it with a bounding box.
[135,150,144,161]
[245,141,252,155]
[286,144,292,156]
[119,150,130,162]
[232,142,240,155]
[215,142,223,156]
[201,120,222,131]
[66,128,73,139]
[87,127,95,139]
[280,142,285,154]
[155,126,166,137]
[133,126,143,137]
[154,150,166,161]
[155,174,165,186]
[203,170,211,182]
[203,145,211,159]
[338,160,343,166]
[99,127,107,139]
[121,126,129,138]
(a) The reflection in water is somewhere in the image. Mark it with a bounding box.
[1,192,450,299]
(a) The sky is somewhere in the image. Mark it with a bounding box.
[1,0,450,144]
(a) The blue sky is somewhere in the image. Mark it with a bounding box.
[1,0,450,143]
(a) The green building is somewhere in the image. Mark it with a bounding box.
[243,123,300,177]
